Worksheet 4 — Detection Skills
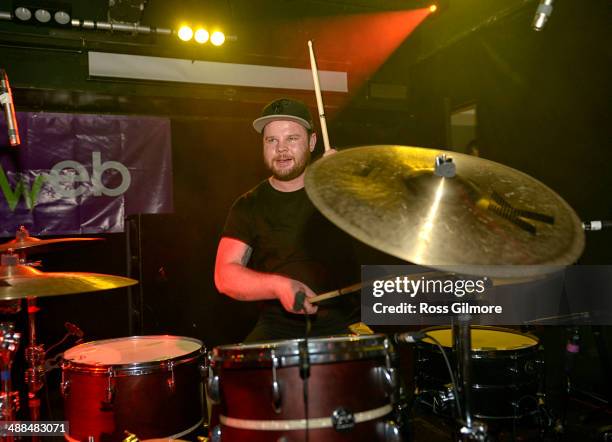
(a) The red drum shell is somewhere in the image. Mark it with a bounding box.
[62,336,205,441]
[211,334,396,442]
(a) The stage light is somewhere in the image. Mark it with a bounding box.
[429,4,438,13]
[54,10,70,25]
[14,6,31,21]
[178,25,193,41]
[34,8,51,23]
[12,2,72,26]
[194,28,209,44]
[210,31,225,46]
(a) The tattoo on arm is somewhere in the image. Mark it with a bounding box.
[240,246,253,266]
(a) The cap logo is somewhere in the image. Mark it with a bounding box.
[272,101,285,114]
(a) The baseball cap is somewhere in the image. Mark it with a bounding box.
[252,98,314,133]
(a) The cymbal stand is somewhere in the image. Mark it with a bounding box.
[0,322,21,442]
[453,316,487,441]
[2,249,46,436]
[24,297,45,442]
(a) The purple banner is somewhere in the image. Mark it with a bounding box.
[0,112,173,237]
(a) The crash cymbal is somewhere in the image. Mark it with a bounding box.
[0,227,102,253]
[0,261,138,300]
[305,145,584,278]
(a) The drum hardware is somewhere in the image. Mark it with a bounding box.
[381,420,403,442]
[0,391,20,415]
[432,384,456,415]
[209,425,221,442]
[101,367,117,409]
[60,369,70,397]
[331,407,355,431]
[207,372,221,404]
[167,360,176,392]
[454,316,488,440]
[383,337,399,398]
[24,296,47,432]
[299,313,312,440]
[271,350,282,414]
[0,321,20,430]
[582,219,612,231]
[123,431,139,442]
[434,154,456,177]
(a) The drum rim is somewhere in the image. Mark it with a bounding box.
[212,334,393,368]
[419,325,539,352]
[62,335,205,373]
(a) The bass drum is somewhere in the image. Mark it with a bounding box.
[415,326,542,420]
[208,334,402,442]
[62,335,205,441]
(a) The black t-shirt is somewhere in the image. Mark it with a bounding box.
[222,179,360,341]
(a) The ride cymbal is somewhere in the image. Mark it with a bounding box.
[305,145,584,278]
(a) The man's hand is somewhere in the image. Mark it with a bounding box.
[273,276,318,315]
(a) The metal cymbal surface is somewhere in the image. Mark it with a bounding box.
[0,236,102,253]
[0,264,138,300]
[305,145,584,278]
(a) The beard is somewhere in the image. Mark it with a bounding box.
[266,149,311,181]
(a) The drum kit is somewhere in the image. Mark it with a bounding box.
[0,143,588,441]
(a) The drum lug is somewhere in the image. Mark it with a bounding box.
[385,367,398,393]
[271,350,282,414]
[378,420,403,442]
[167,361,176,392]
[210,424,222,442]
[60,371,70,398]
[432,384,456,414]
[382,337,398,395]
[207,375,221,404]
[100,367,116,410]
[375,366,398,396]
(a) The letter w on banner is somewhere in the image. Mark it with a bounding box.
[0,112,173,236]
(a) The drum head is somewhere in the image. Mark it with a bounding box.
[64,335,203,367]
[213,334,392,368]
[422,326,538,351]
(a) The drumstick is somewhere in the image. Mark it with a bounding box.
[309,282,362,304]
[307,40,331,153]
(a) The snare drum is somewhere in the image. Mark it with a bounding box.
[416,326,542,420]
[208,334,402,442]
[62,336,205,441]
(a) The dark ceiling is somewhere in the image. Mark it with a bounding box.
[0,0,525,65]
